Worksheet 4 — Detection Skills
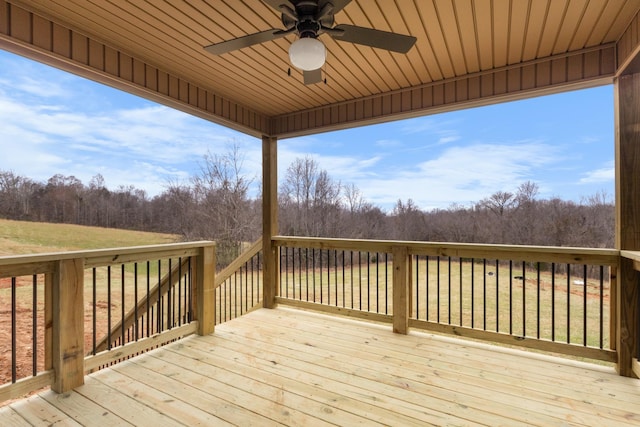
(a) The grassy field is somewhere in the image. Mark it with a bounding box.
[0,218,180,256]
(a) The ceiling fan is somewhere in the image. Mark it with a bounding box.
[204,0,417,85]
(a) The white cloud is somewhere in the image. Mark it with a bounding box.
[375,139,402,148]
[437,134,460,144]
[275,136,560,210]
[0,73,257,196]
[579,162,614,184]
[350,142,559,210]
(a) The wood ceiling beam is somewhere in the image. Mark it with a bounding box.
[271,44,616,139]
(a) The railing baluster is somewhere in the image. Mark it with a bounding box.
[415,255,420,320]
[350,251,354,309]
[384,253,389,315]
[600,265,604,349]
[522,261,526,337]
[326,249,330,306]
[437,256,441,323]
[319,249,323,305]
[134,263,139,338]
[459,258,463,326]
[107,266,112,350]
[537,263,541,339]
[375,252,379,313]
[583,264,588,346]
[425,256,430,322]
[567,264,571,344]
[11,277,17,383]
[495,260,499,333]
[283,247,288,299]
[92,268,97,353]
[146,261,151,337]
[298,248,309,301]
[367,252,371,312]
[342,251,347,307]
[483,259,487,330]
[32,274,37,376]
[335,250,338,307]
[471,259,475,329]
[244,260,248,313]
[552,263,556,341]
[121,264,126,339]
[509,260,513,335]
[177,259,182,326]
[448,257,451,325]
[156,260,162,334]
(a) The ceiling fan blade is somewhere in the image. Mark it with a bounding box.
[204,29,287,55]
[261,0,292,11]
[303,68,323,85]
[331,24,416,53]
[324,0,351,15]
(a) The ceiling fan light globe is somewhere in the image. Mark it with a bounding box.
[289,37,326,71]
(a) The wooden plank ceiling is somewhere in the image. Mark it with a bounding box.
[1,0,639,138]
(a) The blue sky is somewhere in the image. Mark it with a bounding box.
[0,49,614,211]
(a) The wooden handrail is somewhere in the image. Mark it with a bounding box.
[216,238,263,287]
[0,241,211,270]
[273,236,620,266]
[621,250,640,271]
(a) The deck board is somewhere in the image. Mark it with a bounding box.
[9,395,82,426]
[2,306,640,426]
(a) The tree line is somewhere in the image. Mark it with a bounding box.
[0,146,614,264]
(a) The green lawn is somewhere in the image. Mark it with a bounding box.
[0,218,180,255]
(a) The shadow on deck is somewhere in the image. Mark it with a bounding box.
[2,307,640,426]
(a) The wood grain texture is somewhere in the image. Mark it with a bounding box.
[4,307,640,426]
[392,245,410,334]
[262,136,279,308]
[51,258,85,393]
[195,245,215,335]
[615,72,640,377]
[273,235,620,266]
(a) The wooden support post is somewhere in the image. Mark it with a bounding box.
[618,257,638,377]
[392,246,410,334]
[195,243,216,335]
[51,258,85,393]
[615,72,640,377]
[262,135,279,309]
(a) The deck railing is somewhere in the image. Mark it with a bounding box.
[273,236,620,363]
[1,236,636,406]
[215,238,263,324]
[0,241,215,403]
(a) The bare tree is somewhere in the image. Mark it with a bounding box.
[190,144,257,265]
[0,171,36,219]
[280,156,342,237]
[390,199,428,241]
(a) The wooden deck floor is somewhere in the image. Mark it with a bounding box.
[2,307,640,426]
